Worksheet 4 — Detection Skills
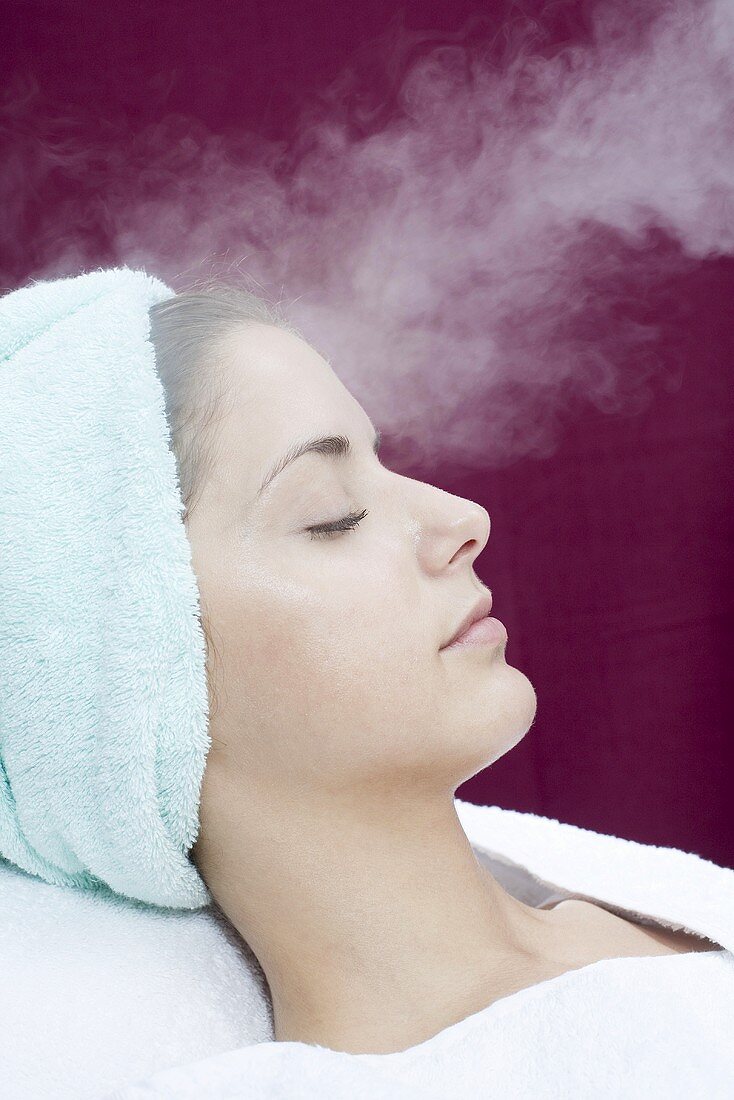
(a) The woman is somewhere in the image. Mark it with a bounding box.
[1,268,731,1098]
[150,286,723,1055]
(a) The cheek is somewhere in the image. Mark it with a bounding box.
[208,543,442,760]
[239,594,437,763]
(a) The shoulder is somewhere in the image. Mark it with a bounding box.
[555,899,722,959]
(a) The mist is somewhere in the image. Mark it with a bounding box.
[2,0,732,471]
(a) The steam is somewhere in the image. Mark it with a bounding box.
[2,0,732,470]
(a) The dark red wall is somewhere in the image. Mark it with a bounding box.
[4,0,732,867]
[455,259,734,867]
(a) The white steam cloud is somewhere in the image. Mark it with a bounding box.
[2,0,732,471]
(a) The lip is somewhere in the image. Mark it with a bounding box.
[440,593,493,650]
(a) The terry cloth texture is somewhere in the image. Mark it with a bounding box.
[0,266,213,911]
[96,797,734,1099]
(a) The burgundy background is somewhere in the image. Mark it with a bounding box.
[4,0,733,867]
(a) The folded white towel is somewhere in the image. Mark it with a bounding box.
[3,798,732,1099]
[106,949,733,1100]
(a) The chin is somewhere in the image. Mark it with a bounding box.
[493,664,538,757]
[447,663,538,779]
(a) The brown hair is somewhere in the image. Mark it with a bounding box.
[147,275,301,718]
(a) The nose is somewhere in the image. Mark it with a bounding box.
[445,500,490,569]
[416,483,491,574]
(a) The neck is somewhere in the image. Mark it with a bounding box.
[196,785,559,1055]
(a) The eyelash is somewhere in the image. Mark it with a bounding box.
[306,508,370,540]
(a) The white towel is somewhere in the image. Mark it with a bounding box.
[3,797,732,1098]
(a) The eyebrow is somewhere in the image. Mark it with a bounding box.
[255,427,382,501]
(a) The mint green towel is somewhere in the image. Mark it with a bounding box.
[0,266,213,910]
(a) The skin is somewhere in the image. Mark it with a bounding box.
[184,322,703,1057]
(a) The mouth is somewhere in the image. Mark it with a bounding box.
[440,592,493,650]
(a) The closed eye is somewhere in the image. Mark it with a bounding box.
[306,508,369,540]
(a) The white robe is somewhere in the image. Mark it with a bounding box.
[102,798,734,1099]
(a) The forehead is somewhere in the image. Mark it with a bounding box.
[212,322,370,496]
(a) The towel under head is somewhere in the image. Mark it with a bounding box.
[0,266,213,910]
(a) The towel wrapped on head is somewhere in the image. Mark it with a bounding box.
[0,266,214,910]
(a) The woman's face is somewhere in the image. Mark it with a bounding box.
[185,323,536,813]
